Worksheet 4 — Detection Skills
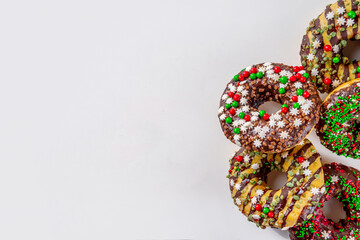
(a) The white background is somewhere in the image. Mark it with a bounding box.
[0,0,359,239]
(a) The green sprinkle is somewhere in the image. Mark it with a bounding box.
[233,128,240,134]
[226,117,232,124]
[232,101,239,108]
[234,74,239,81]
[225,104,231,109]
[256,72,263,78]
[239,112,245,119]
[294,103,300,109]
[279,88,286,94]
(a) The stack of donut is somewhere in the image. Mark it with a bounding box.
[218,1,360,239]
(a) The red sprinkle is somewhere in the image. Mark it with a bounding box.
[250,68,257,74]
[255,204,262,211]
[228,92,234,97]
[263,113,270,120]
[324,45,332,51]
[229,109,236,115]
[300,77,307,83]
[292,96,298,102]
[268,211,274,218]
[274,66,281,73]
[303,91,310,98]
[243,71,250,78]
[290,76,297,82]
[293,66,300,72]
[298,157,305,163]
[244,115,251,121]
[236,156,243,162]
[233,94,241,101]
[324,78,331,85]
[281,107,288,113]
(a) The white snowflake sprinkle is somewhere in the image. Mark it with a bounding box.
[304,169,312,177]
[253,139,262,148]
[332,79,341,88]
[322,230,331,240]
[254,126,262,134]
[277,120,285,128]
[321,187,326,194]
[240,98,248,105]
[273,113,281,121]
[290,108,299,116]
[299,140,305,146]
[230,179,234,186]
[258,131,266,139]
[251,115,259,122]
[313,39,321,49]
[348,236,355,240]
[333,44,340,53]
[240,125,247,133]
[331,175,339,183]
[337,16,346,26]
[266,69,274,75]
[281,151,288,158]
[222,94,229,100]
[251,197,257,204]
[326,11,334,20]
[295,82,303,89]
[245,66,252,71]
[242,105,250,112]
[302,160,310,168]
[337,6,346,15]
[269,74,280,81]
[252,214,260,220]
[269,119,277,127]
[307,53,315,61]
[226,98,233,104]
[262,126,270,133]
[220,114,226,120]
[234,183,241,190]
[218,106,224,113]
[347,18,355,27]
[263,62,272,66]
[256,189,264,196]
[237,85,245,92]
[234,135,240,141]
[280,131,289,139]
[236,198,241,205]
[258,67,265,72]
[310,187,320,195]
[252,163,260,170]
[302,108,310,115]
[311,68,319,76]
[244,155,251,163]
[241,89,249,96]
[294,118,302,127]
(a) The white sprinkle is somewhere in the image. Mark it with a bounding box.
[294,118,302,127]
[253,139,262,148]
[326,11,334,20]
[220,114,226,120]
[262,126,270,133]
[226,98,233,104]
[237,85,245,92]
[254,126,262,134]
[277,120,285,128]
[242,105,250,112]
[313,39,321,49]
[258,131,266,139]
[244,155,251,163]
[294,82,303,89]
[269,119,276,127]
[256,189,264,196]
[331,175,339,183]
[218,106,224,113]
[337,16,346,26]
[222,94,229,100]
[347,18,355,27]
[322,230,330,240]
[230,179,234,186]
[251,197,257,204]
[236,198,242,205]
[280,131,289,139]
[245,66,252,71]
[251,115,259,122]
[332,79,341,88]
[311,68,319,76]
[304,169,312,177]
[252,214,260,220]
[241,90,249,96]
[302,160,310,168]
[290,108,299,116]
[307,53,315,61]
[337,6,346,15]
[234,183,241,190]
[310,187,320,195]
[252,163,259,170]
[234,135,240,141]
[281,151,288,159]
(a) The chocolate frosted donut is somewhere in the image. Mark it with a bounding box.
[300,0,360,93]
[289,162,360,240]
[316,79,360,159]
[218,63,322,153]
[227,139,324,229]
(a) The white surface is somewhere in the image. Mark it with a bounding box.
[0,0,359,239]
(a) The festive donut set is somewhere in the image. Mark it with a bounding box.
[218,1,360,239]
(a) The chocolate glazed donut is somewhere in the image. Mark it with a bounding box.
[316,79,360,159]
[289,162,360,240]
[300,0,360,93]
[227,139,324,229]
[218,63,321,153]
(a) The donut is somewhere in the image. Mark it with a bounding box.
[316,79,360,159]
[289,162,360,240]
[218,63,322,153]
[300,0,360,93]
[227,139,325,229]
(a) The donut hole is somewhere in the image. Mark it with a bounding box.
[258,101,283,115]
[266,170,287,190]
[342,39,360,62]
[321,198,346,223]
